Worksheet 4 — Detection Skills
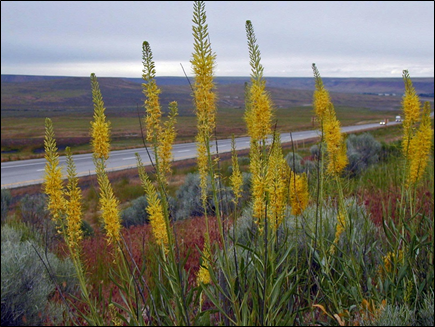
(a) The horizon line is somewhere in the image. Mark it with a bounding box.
[2,73,434,79]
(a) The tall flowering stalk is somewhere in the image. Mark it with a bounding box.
[191,1,218,212]
[142,41,178,187]
[401,70,422,156]
[43,118,66,225]
[329,209,346,255]
[90,73,121,246]
[406,102,433,186]
[136,154,170,253]
[245,20,275,231]
[191,1,219,287]
[312,64,348,258]
[312,64,348,177]
[266,133,288,231]
[64,147,84,260]
[323,104,348,176]
[43,118,103,325]
[400,70,432,187]
[289,170,309,217]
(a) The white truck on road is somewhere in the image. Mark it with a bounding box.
[395,115,402,122]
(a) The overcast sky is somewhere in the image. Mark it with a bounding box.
[1,1,434,78]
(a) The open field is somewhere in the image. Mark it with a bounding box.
[2,74,433,161]
[1,105,399,161]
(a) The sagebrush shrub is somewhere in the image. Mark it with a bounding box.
[346,133,382,176]
[285,152,304,173]
[120,195,150,227]
[1,225,77,326]
[19,194,60,248]
[174,173,209,220]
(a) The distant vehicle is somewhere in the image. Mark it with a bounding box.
[395,115,402,122]
[380,121,386,125]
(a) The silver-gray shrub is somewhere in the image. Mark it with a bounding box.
[285,152,304,174]
[174,172,252,221]
[346,133,382,177]
[120,195,150,227]
[19,194,60,248]
[285,151,316,174]
[1,224,77,326]
[230,197,382,273]
[173,173,206,220]
[358,289,433,326]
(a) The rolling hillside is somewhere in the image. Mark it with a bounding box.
[1,74,434,118]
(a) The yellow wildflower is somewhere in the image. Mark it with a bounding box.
[90,74,121,245]
[43,118,66,224]
[330,210,346,255]
[250,141,266,231]
[142,41,163,144]
[244,20,276,233]
[312,63,331,120]
[244,20,273,143]
[324,105,348,176]
[401,70,421,155]
[312,65,348,176]
[95,160,121,245]
[191,1,217,209]
[266,134,288,230]
[142,42,178,186]
[382,249,404,274]
[90,73,111,161]
[196,242,211,286]
[146,191,169,251]
[65,147,83,259]
[406,102,433,186]
[137,155,170,253]
[157,101,178,180]
[289,170,309,216]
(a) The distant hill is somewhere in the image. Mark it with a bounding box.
[2,74,433,117]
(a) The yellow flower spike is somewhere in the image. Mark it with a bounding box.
[90,74,121,246]
[136,154,170,253]
[95,159,121,245]
[401,70,422,154]
[90,73,111,161]
[158,101,178,180]
[43,118,66,225]
[312,63,331,120]
[249,141,266,228]
[312,65,348,176]
[266,134,288,230]
[65,147,83,260]
[244,20,275,232]
[289,171,309,216]
[323,104,348,176]
[406,101,433,186]
[191,1,217,209]
[330,210,346,255]
[244,21,273,143]
[196,242,211,286]
[142,41,178,187]
[142,41,163,144]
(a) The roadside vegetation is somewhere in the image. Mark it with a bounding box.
[1,1,433,326]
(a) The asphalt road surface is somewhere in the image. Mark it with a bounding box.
[1,120,402,189]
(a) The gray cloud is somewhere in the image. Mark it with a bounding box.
[1,1,433,77]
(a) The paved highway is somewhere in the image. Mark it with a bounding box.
[1,120,402,189]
